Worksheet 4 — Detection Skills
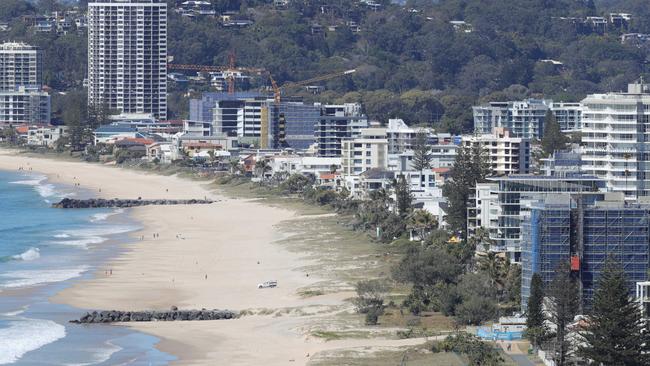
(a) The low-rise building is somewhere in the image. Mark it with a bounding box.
[146,141,174,163]
[26,125,67,147]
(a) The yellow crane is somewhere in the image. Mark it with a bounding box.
[269,69,356,103]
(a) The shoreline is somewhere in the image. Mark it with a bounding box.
[0,149,326,365]
[0,148,432,365]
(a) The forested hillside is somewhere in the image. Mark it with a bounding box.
[2,0,650,131]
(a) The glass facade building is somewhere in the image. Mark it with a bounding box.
[521,196,650,311]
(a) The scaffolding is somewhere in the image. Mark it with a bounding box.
[521,198,650,311]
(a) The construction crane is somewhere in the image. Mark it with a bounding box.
[269,69,356,103]
[168,52,264,94]
[168,57,355,100]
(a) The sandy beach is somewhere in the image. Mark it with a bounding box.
[0,149,428,365]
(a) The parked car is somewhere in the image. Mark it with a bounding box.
[258,280,278,289]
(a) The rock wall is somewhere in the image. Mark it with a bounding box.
[53,198,214,208]
[70,308,237,323]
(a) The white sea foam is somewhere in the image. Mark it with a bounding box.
[9,176,58,199]
[65,341,122,366]
[0,266,90,289]
[89,209,124,223]
[11,248,40,261]
[0,317,66,364]
[52,225,137,249]
[53,237,106,249]
[1,306,28,317]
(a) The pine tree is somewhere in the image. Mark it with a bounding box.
[525,273,546,349]
[442,143,490,236]
[541,110,568,157]
[411,131,432,187]
[578,259,650,365]
[394,174,412,218]
[547,263,580,366]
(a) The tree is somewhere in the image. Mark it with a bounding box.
[525,273,546,349]
[442,143,490,236]
[254,159,271,180]
[477,252,509,290]
[229,159,242,174]
[439,333,504,366]
[354,279,388,325]
[411,131,432,188]
[394,174,412,218]
[578,259,650,366]
[407,209,438,241]
[547,264,580,366]
[541,110,568,157]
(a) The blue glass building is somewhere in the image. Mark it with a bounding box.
[521,194,650,311]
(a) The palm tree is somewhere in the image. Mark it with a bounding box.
[255,159,271,180]
[478,251,509,290]
[407,209,438,241]
[229,159,242,175]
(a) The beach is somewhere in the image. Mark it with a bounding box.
[0,149,427,365]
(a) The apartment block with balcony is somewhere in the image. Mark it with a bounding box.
[88,0,168,120]
[315,103,368,157]
[581,81,650,200]
[461,127,531,176]
[473,99,582,139]
[0,42,42,91]
[0,87,50,125]
[341,126,388,176]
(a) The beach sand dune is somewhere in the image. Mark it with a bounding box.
[0,149,420,365]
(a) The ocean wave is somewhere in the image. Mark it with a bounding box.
[11,248,40,262]
[53,237,107,249]
[0,266,90,289]
[9,176,58,199]
[89,209,124,223]
[0,317,66,364]
[51,225,138,249]
[1,306,28,317]
[65,341,122,366]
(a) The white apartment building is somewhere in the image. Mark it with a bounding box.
[550,101,582,132]
[0,88,51,124]
[581,81,650,200]
[0,42,42,91]
[461,127,531,176]
[341,126,388,176]
[473,99,582,139]
[88,0,168,120]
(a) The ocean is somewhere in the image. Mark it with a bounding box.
[0,170,175,365]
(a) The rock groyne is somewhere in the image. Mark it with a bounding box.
[70,308,237,323]
[53,198,214,208]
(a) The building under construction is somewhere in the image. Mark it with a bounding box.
[521,193,650,312]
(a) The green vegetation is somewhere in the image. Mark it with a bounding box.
[437,333,504,366]
[541,110,569,157]
[3,0,650,132]
[443,143,490,236]
[578,259,650,365]
[547,264,580,366]
[524,273,547,350]
[354,279,389,325]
